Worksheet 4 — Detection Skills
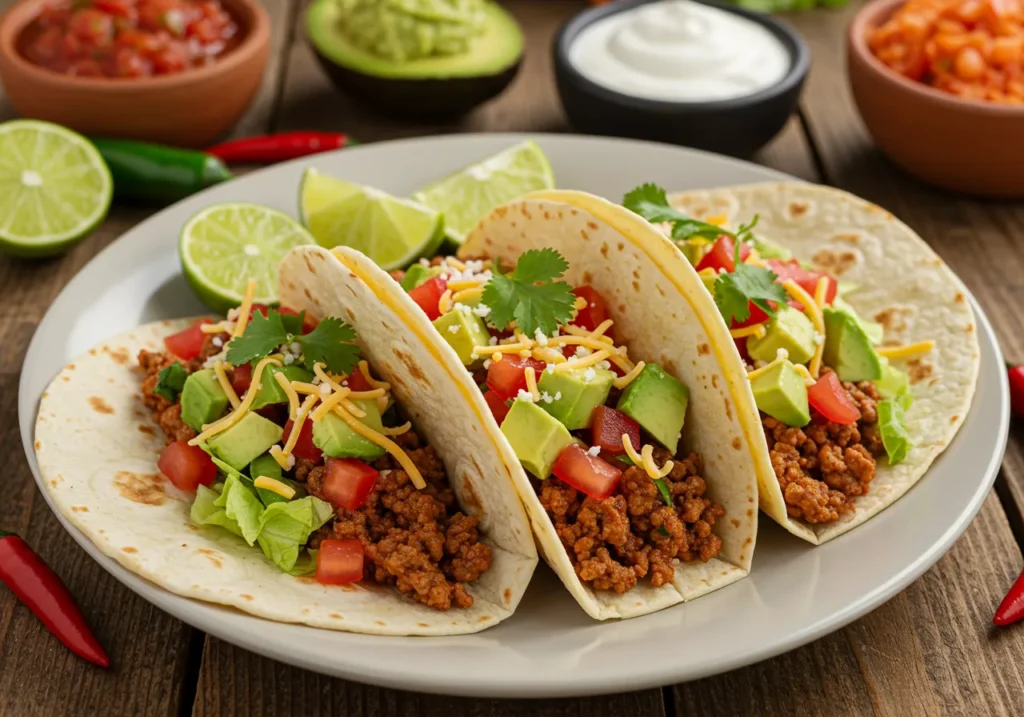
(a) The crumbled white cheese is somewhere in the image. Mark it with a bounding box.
[319,383,332,398]
[227,308,240,320]
[448,324,461,334]
[202,349,228,369]
[597,360,611,371]
[583,367,597,383]
[534,329,549,346]
[455,302,474,315]
[575,346,592,358]
[516,389,535,403]
[283,353,296,366]
[483,359,492,369]
[554,392,562,401]
[488,335,498,346]
[814,332,825,346]
[546,363,557,374]
[586,446,601,457]
[211,336,223,348]
[473,303,491,318]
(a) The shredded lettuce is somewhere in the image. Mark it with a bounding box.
[221,473,264,546]
[190,484,243,537]
[256,497,334,573]
[878,399,913,464]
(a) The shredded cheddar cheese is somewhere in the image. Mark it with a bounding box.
[613,361,645,390]
[745,348,790,382]
[310,386,353,421]
[622,434,644,465]
[783,280,825,378]
[706,214,728,227]
[524,366,540,401]
[563,324,615,344]
[333,404,426,489]
[188,356,281,445]
[437,289,453,316]
[213,361,241,409]
[254,476,296,500]
[877,341,935,360]
[533,347,567,364]
[443,257,466,271]
[380,421,412,436]
[641,444,674,480]
[697,268,718,279]
[792,363,817,386]
[274,371,301,420]
[573,296,588,311]
[813,276,829,308]
[446,278,484,292]
[290,382,323,395]
[231,279,257,338]
[269,445,295,471]
[730,323,767,340]
[552,349,611,373]
[451,287,484,304]
[357,361,391,390]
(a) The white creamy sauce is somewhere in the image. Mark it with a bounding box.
[569,0,791,102]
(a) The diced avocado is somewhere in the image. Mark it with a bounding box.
[250,365,315,411]
[312,399,386,460]
[750,360,810,427]
[875,360,912,406]
[749,234,792,260]
[180,369,229,432]
[500,399,573,479]
[401,264,443,291]
[747,307,817,366]
[433,310,490,365]
[700,271,717,295]
[832,297,883,345]
[537,367,615,430]
[250,453,282,481]
[823,306,884,382]
[207,413,284,472]
[616,364,689,453]
[678,239,709,267]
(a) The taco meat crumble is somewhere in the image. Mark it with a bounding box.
[539,448,724,594]
[763,370,885,524]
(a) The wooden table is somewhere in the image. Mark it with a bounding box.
[2,1,1024,714]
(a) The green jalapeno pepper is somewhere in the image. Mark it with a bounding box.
[90,138,233,204]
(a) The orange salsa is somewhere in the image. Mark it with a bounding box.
[869,0,1024,104]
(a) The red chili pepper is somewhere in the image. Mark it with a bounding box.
[994,568,1024,626]
[1008,363,1024,418]
[205,132,357,164]
[0,529,109,667]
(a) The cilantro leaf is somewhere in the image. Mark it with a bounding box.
[279,309,305,335]
[714,262,789,325]
[623,183,729,242]
[154,362,188,401]
[226,310,288,367]
[653,478,673,507]
[481,249,576,337]
[297,317,359,376]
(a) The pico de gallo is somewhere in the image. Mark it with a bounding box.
[138,280,492,611]
[625,183,931,525]
[19,0,241,79]
[395,250,725,595]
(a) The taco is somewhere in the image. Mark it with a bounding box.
[633,181,979,544]
[281,190,760,621]
[34,280,537,636]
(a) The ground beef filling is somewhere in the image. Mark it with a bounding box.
[763,371,885,524]
[539,449,724,594]
[307,430,492,611]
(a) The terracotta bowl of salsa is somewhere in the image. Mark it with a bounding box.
[848,0,1024,197]
[0,0,269,147]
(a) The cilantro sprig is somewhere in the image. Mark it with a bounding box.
[714,239,788,325]
[154,362,187,401]
[226,309,359,375]
[481,248,577,337]
[623,183,730,243]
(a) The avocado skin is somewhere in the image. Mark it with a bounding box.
[311,49,521,121]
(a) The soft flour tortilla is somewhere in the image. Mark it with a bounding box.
[285,191,760,620]
[668,182,980,544]
[35,314,537,636]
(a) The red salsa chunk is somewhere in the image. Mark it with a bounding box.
[19,0,242,79]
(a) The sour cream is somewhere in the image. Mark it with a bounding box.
[568,0,791,103]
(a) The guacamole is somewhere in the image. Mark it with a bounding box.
[333,0,487,62]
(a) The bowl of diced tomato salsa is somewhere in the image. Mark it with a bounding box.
[848,0,1024,197]
[0,0,269,147]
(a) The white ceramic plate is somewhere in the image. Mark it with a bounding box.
[19,134,1007,698]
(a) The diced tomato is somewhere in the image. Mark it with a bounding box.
[807,372,860,425]
[92,0,135,18]
[570,285,610,333]
[552,443,623,500]
[68,9,114,45]
[283,419,322,462]
[343,370,373,392]
[157,440,217,492]
[734,336,751,363]
[484,390,511,424]
[316,539,364,585]
[278,306,318,334]
[322,458,378,511]
[164,318,212,360]
[591,406,640,455]
[766,259,837,306]
[231,362,252,396]
[486,355,547,401]
[407,276,448,321]
[695,235,750,274]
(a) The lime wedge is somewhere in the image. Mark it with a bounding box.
[299,168,444,271]
[0,120,112,257]
[180,203,315,313]
[411,140,555,245]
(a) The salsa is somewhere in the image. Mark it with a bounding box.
[18,0,242,79]
[868,0,1024,104]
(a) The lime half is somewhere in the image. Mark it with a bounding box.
[411,140,555,245]
[0,120,112,257]
[299,168,444,271]
[181,203,315,313]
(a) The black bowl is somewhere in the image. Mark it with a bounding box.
[553,0,810,156]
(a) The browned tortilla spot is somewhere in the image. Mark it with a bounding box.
[617,303,626,313]
[955,292,965,303]
[600,243,608,257]
[712,375,719,389]
[241,594,254,601]
[697,343,710,355]
[495,206,508,218]
[138,424,156,436]
[966,324,974,333]
[477,616,490,623]
[461,473,483,514]
[61,376,69,382]
[616,242,624,252]
[106,347,130,364]
[731,519,740,529]
[287,281,296,291]
[744,536,753,546]
[50,480,57,487]
[374,620,386,626]
[122,546,137,553]
[746,508,754,517]
[417,622,428,627]
[510,220,517,228]
[832,232,860,245]
[632,269,640,279]
[586,221,599,231]
[195,550,222,568]
[305,256,316,273]
[582,270,593,284]
[88,396,114,414]
[89,348,97,356]
[544,211,551,220]
[873,307,911,334]
[951,415,959,423]
[812,248,857,276]
[522,207,532,220]
[304,287,313,301]
[394,348,427,384]
[789,202,809,217]
[580,230,589,240]
[657,286,665,296]
[504,588,512,604]
[34,440,41,449]
[724,398,733,421]
[731,437,742,451]
[632,281,640,292]
[907,358,933,384]
[68,364,75,370]
[570,209,578,216]
[114,471,166,506]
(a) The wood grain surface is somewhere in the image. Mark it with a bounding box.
[1,0,1023,715]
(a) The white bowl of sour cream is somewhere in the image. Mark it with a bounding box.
[554,0,809,155]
